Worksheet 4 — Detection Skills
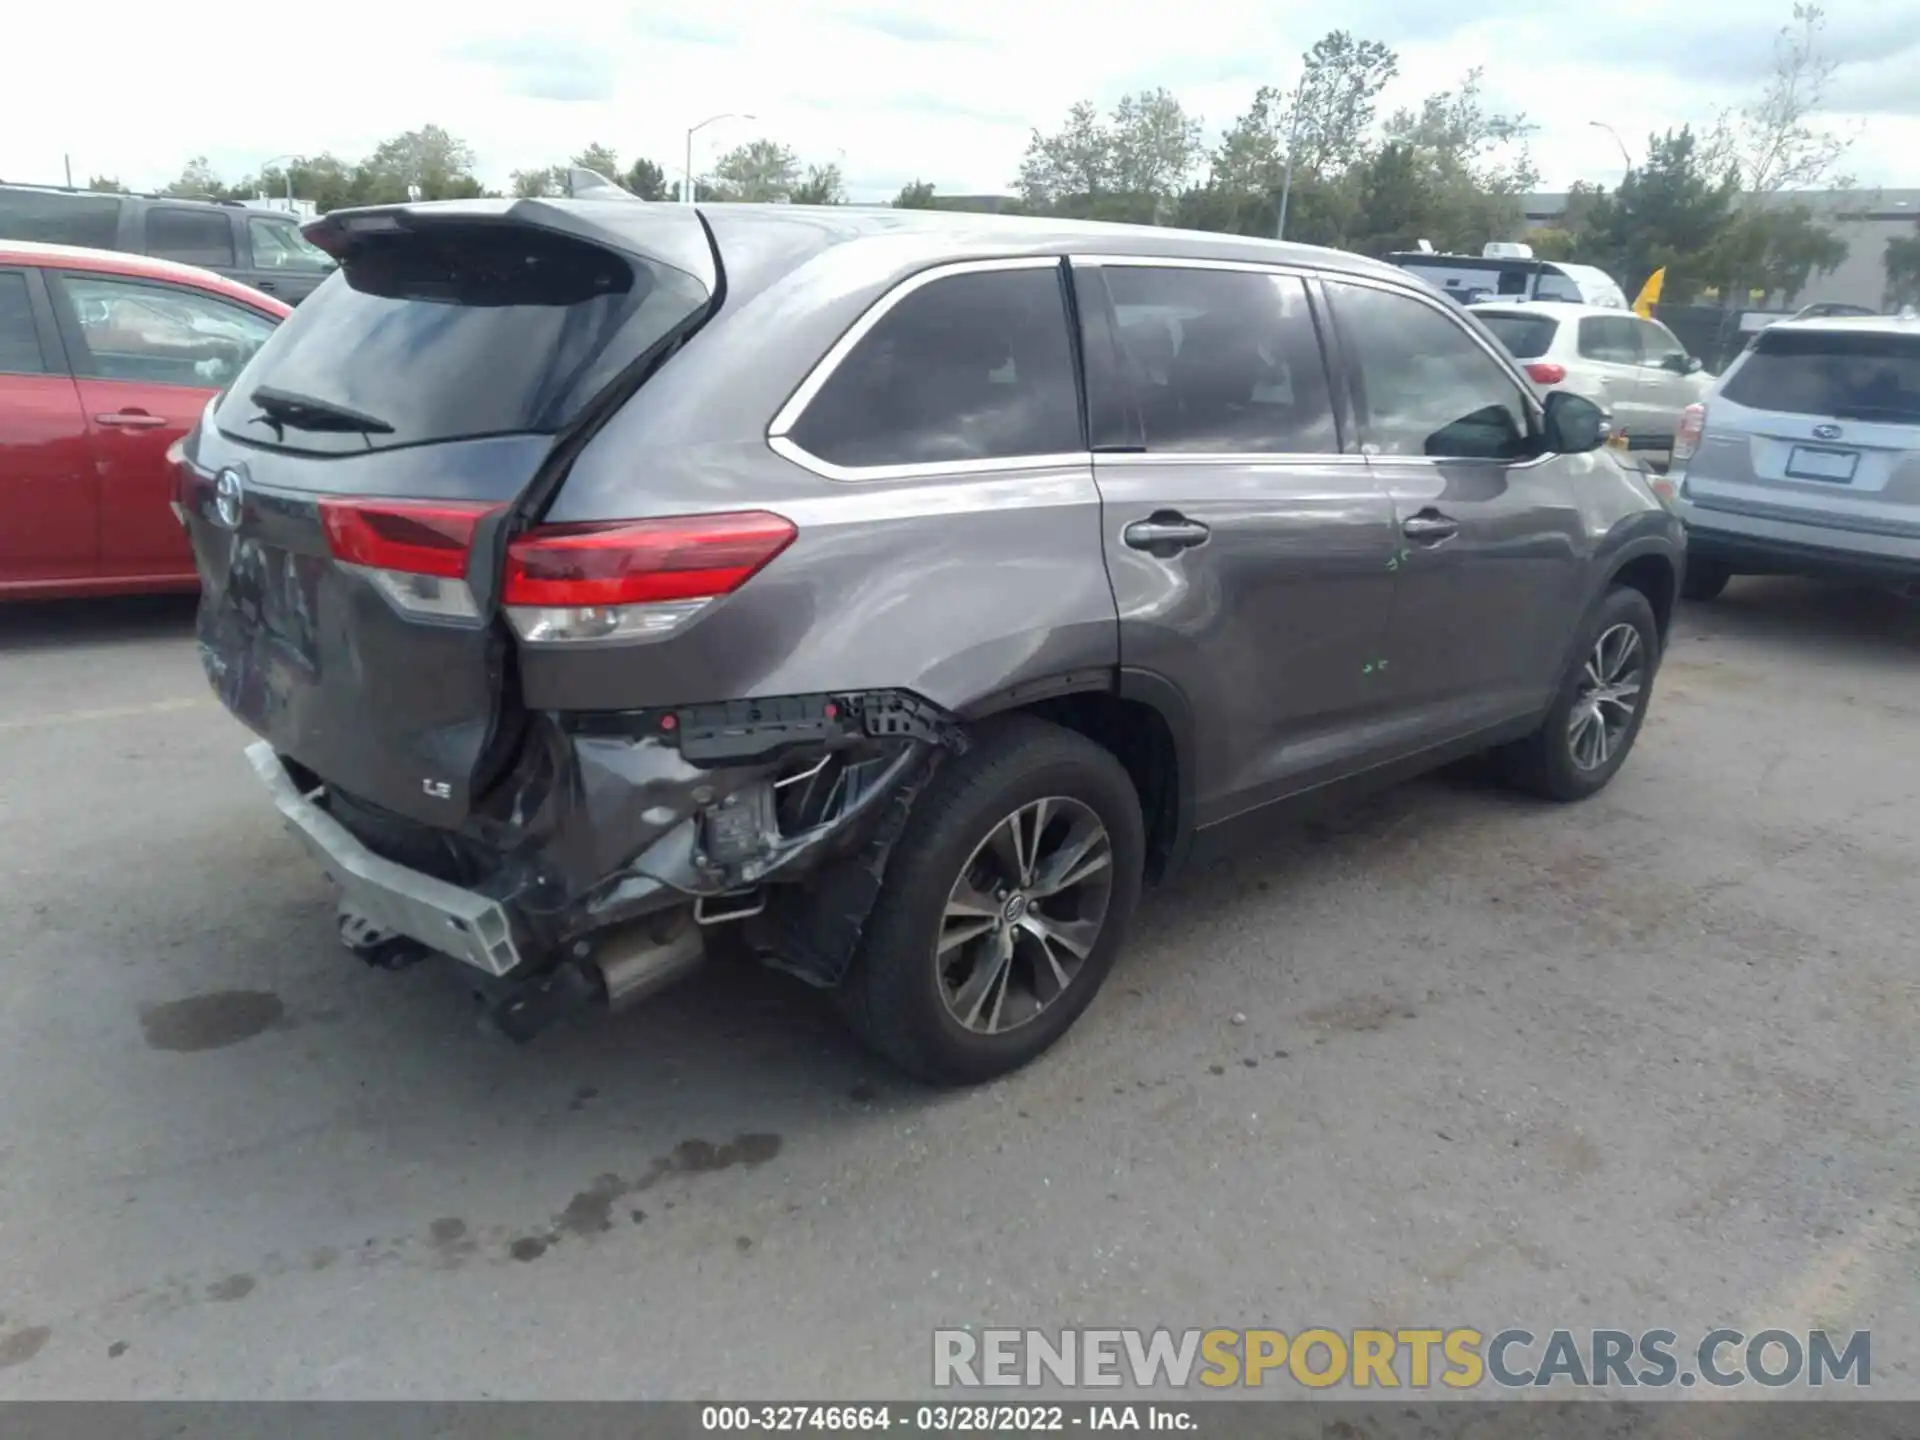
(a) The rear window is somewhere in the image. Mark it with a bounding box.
[215,223,709,454]
[0,189,122,249]
[1720,327,1920,423]
[1476,311,1558,360]
[145,207,236,268]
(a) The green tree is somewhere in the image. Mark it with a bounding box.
[1885,223,1920,309]
[1702,204,1848,305]
[510,165,567,198]
[790,162,846,206]
[1284,31,1399,180]
[1574,127,1739,302]
[707,139,801,202]
[164,156,226,199]
[1525,227,1578,262]
[359,126,483,203]
[1017,91,1201,217]
[893,180,938,208]
[624,158,671,201]
[86,175,128,194]
[1701,2,1855,195]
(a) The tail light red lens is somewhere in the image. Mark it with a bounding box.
[1525,362,1567,385]
[503,512,797,607]
[318,499,503,578]
[1673,403,1707,464]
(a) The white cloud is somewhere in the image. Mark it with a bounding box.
[4,0,1917,201]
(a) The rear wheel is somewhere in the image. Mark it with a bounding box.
[1681,559,1732,602]
[840,717,1144,1086]
[1497,586,1659,803]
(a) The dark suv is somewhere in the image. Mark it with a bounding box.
[176,197,1684,1084]
[0,185,335,304]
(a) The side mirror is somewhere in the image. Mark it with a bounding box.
[1542,391,1610,454]
[1686,356,1704,375]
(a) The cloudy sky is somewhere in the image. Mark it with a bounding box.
[6,0,1919,202]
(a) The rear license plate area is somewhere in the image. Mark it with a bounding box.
[1785,445,1859,483]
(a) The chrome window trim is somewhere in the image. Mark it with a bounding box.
[768,434,1092,484]
[1071,253,1325,278]
[1093,451,1369,468]
[767,255,1074,482]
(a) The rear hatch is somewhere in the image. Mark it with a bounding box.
[182,199,716,827]
[1685,323,1920,538]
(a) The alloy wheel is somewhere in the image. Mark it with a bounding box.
[1566,622,1645,772]
[934,797,1114,1035]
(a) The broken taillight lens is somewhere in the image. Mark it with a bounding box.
[502,511,797,644]
[318,497,504,622]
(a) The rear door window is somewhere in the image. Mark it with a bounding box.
[1329,281,1534,461]
[0,189,123,249]
[784,263,1081,470]
[1476,310,1559,360]
[1635,319,1688,370]
[52,273,276,388]
[0,271,50,374]
[248,215,335,273]
[1578,316,1641,364]
[1719,328,1920,423]
[214,222,710,454]
[1099,265,1335,454]
[143,208,237,268]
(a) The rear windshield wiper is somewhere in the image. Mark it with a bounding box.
[247,386,396,435]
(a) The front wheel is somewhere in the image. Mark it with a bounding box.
[1497,586,1660,803]
[840,717,1145,1086]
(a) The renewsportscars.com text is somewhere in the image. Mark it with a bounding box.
[933,1327,1871,1391]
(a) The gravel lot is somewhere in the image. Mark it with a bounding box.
[1,579,1915,1400]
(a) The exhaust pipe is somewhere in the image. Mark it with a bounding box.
[594,907,706,1010]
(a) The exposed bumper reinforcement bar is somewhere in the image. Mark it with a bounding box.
[246,741,525,977]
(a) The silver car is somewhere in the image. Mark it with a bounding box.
[176,198,1683,1083]
[1674,315,1920,598]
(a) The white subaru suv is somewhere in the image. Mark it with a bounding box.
[1471,301,1713,454]
[1670,315,1920,600]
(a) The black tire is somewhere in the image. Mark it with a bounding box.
[1496,585,1661,803]
[1681,558,1732,602]
[839,716,1145,1086]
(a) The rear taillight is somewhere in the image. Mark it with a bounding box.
[1525,362,1567,385]
[318,498,503,622]
[1672,403,1707,465]
[502,511,797,645]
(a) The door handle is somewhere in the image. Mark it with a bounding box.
[1401,510,1459,544]
[256,280,278,293]
[1123,513,1211,555]
[94,411,169,430]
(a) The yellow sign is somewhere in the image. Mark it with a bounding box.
[1633,267,1666,318]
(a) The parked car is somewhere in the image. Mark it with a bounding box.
[1471,301,1714,452]
[0,240,288,599]
[176,199,1682,1083]
[1387,245,1629,309]
[1672,314,1920,599]
[0,184,336,305]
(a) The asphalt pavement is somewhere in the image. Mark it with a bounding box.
[0,579,1915,1399]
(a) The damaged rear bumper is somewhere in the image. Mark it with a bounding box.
[248,741,526,976]
[248,691,961,995]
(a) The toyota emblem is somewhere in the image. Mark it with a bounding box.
[213,468,244,530]
[1813,423,1844,441]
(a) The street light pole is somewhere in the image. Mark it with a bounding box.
[684,112,755,204]
[1589,121,1633,173]
[1276,87,1304,241]
[260,154,301,209]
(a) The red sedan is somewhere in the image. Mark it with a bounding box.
[1,240,291,599]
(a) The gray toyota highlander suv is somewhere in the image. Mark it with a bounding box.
[175,196,1683,1084]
